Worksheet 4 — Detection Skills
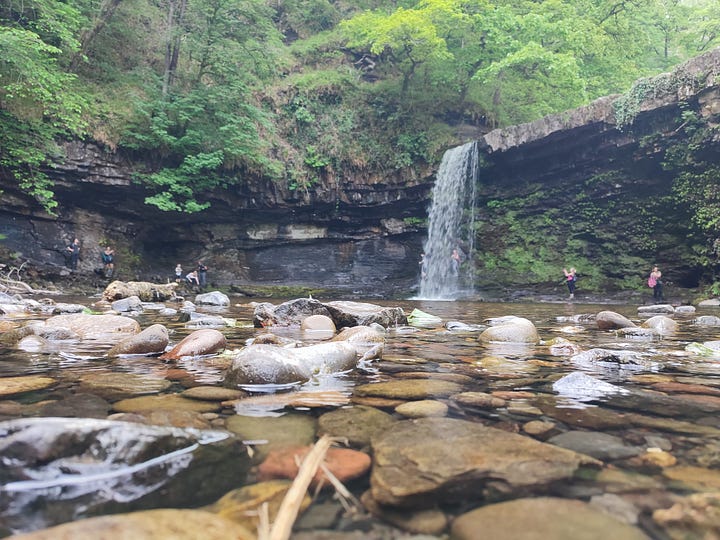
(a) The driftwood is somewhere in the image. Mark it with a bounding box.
[0,263,58,295]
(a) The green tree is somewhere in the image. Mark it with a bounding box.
[0,0,88,212]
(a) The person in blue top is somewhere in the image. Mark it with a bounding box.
[563,267,577,299]
[101,246,114,278]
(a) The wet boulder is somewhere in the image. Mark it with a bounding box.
[324,300,407,328]
[103,280,178,302]
[0,417,249,535]
[159,329,226,360]
[479,316,539,344]
[223,341,358,387]
[107,324,170,357]
[194,291,230,306]
[596,311,636,330]
[641,315,678,335]
[110,295,143,313]
[253,298,331,327]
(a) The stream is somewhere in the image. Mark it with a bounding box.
[2,294,720,539]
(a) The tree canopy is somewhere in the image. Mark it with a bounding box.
[1,0,719,212]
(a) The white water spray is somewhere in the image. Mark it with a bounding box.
[418,141,479,300]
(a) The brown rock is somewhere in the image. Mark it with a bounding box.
[159,329,226,360]
[257,445,371,488]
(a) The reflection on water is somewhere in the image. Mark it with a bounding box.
[3,296,720,536]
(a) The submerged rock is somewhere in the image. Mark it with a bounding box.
[370,417,600,508]
[9,508,255,540]
[0,417,249,535]
[451,497,649,540]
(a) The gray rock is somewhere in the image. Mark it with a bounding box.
[111,295,143,313]
[479,316,539,344]
[194,291,230,306]
[0,417,248,534]
[552,371,629,402]
[641,315,678,335]
[451,497,648,540]
[695,315,720,326]
[637,304,675,315]
[253,298,332,327]
[223,341,358,387]
[324,300,407,328]
[548,431,643,460]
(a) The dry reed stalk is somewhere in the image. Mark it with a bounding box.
[268,435,334,540]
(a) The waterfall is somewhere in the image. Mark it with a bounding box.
[418,141,479,300]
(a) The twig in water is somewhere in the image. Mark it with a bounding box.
[268,435,334,540]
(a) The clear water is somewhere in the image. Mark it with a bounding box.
[2,295,720,538]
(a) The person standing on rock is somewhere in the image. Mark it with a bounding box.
[196,261,208,289]
[101,246,115,278]
[174,264,183,283]
[649,266,663,302]
[66,238,80,270]
[563,267,577,299]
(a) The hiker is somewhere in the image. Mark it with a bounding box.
[101,246,114,278]
[648,266,663,302]
[66,238,80,270]
[196,261,208,289]
[563,267,577,299]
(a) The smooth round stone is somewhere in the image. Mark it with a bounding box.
[10,509,255,540]
[452,392,506,409]
[300,314,336,332]
[79,372,172,401]
[257,445,371,488]
[354,379,463,400]
[225,413,317,462]
[181,386,246,402]
[451,497,649,540]
[317,405,396,449]
[112,394,221,414]
[523,420,558,437]
[0,375,55,398]
[395,399,448,418]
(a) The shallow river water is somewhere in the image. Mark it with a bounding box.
[2,294,720,539]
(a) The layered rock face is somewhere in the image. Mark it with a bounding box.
[2,48,720,295]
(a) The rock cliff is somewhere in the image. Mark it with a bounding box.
[2,47,720,297]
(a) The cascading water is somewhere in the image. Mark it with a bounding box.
[418,141,479,300]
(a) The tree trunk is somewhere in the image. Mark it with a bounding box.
[70,0,124,71]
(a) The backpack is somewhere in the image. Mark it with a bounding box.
[648,276,657,288]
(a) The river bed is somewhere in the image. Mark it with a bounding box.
[2,294,720,539]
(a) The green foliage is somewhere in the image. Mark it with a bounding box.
[2,0,720,213]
